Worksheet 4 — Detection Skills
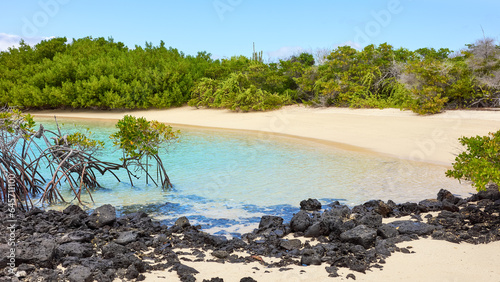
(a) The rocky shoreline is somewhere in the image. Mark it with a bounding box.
[1,186,499,282]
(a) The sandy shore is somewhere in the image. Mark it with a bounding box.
[31,105,500,165]
[142,238,500,282]
[31,106,500,281]
[141,212,500,282]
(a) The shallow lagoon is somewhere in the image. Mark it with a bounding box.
[34,117,473,237]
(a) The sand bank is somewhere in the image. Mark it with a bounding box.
[31,105,500,166]
[141,240,500,282]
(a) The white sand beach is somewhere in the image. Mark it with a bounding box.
[141,213,500,281]
[31,106,500,281]
[31,105,500,165]
[140,238,500,282]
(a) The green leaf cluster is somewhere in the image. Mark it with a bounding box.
[65,131,105,151]
[0,108,35,136]
[110,115,179,159]
[446,130,500,191]
[188,72,291,112]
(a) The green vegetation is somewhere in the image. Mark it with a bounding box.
[1,36,499,114]
[446,130,500,191]
[111,115,179,188]
[0,107,179,209]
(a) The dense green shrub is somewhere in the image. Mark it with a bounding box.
[188,72,290,111]
[0,37,210,109]
[446,130,500,191]
[0,36,498,113]
[296,44,413,108]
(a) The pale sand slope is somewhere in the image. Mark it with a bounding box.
[31,105,500,165]
[140,239,500,282]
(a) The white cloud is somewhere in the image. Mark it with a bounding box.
[0,33,22,51]
[266,46,305,60]
[0,33,54,52]
[333,40,361,50]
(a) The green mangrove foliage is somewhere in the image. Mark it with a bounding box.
[446,130,500,191]
[0,36,499,114]
[111,115,180,188]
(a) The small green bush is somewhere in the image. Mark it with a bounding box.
[188,72,290,112]
[446,130,500,191]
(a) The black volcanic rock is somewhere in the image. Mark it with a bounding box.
[300,198,322,211]
[469,184,500,202]
[1,186,499,282]
[115,231,138,245]
[56,242,93,258]
[437,189,459,204]
[102,242,129,258]
[357,212,383,228]
[363,200,393,217]
[63,204,86,215]
[58,230,95,244]
[290,210,312,232]
[387,220,436,236]
[280,239,302,251]
[65,265,93,282]
[304,222,329,237]
[419,199,443,212]
[340,225,377,249]
[257,215,284,235]
[87,204,116,228]
[16,239,57,268]
[398,202,420,215]
[327,205,352,218]
[377,224,399,239]
[175,216,191,228]
[240,278,257,282]
[301,248,322,265]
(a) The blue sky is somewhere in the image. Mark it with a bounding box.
[1,0,499,60]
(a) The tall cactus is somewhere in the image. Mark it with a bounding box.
[252,42,263,63]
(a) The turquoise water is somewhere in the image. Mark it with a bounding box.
[34,117,474,236]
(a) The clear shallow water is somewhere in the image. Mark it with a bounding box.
[34,117,474,237]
